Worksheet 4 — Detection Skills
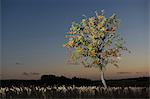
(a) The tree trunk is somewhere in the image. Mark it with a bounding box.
[101,71,107,88]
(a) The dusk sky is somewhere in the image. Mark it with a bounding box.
[1,0,149,80]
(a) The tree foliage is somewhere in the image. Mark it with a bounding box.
[63,11,130,70]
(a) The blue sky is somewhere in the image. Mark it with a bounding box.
[1,0,149,80]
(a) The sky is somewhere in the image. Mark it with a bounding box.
[1,0,149,80]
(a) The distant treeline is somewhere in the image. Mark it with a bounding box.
[0,75,149,87]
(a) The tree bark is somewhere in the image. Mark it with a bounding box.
[101,71,107,88]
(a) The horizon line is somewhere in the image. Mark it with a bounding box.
[0,76,149,81]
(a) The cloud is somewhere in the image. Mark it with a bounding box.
[136,72,141,74]
[16,62,23,65]
[22,72,40,76]
[31,72,40,75]
[135,72,149,74]
[117,72,132,74]
[22,72,29,76]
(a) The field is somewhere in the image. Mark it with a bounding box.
[0,85,149,98]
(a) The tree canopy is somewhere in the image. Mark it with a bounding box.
[63,11,130,70]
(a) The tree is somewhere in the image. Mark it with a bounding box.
[63,10,130,88]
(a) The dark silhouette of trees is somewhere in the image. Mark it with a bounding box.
[41,75,93,86]
[0,75,149,87]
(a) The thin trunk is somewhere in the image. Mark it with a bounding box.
[101,71,107,88]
